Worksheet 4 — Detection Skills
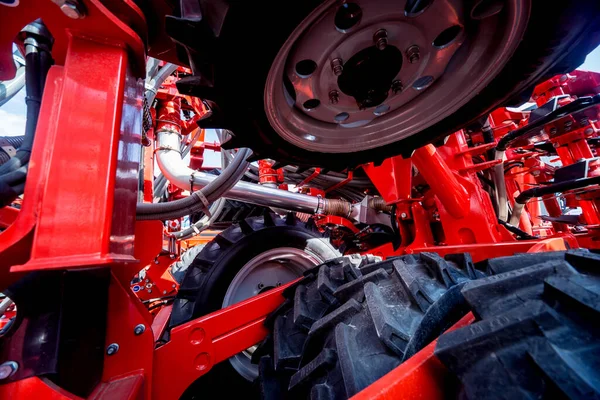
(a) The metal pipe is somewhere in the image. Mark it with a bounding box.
[412,144,470,218]
[156,130,350,215]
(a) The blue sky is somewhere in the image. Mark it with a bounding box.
[2,45,600,168]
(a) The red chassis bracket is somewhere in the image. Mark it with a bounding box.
[351,313,476,400]
[152,280,297,400]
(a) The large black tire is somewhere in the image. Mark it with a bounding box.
[256,252,486,399]
[190,0,600,169]
[170,212,340,398]
[435,250,600,400]
[170,244,205,284]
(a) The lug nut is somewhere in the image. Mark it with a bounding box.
[329,90,340,105]
[331,58,344,76]
[374,29,388,50]
[134,324,146,336]
[0,362,18,380]
[391,80,403,94]
[406,45,420,64]
[106,343,119,356]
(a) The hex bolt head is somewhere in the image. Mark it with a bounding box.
[406,45,420,64]
[134,324,146,336]
[400,212,408,219]
[391,80,403,94]
[59,1,85,19]
[329,90,340,105]
[106,343,119,356]
[331,58,344,76]
[374,29,388,50]
[0,362,18,380]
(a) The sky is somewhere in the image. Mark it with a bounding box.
[1,44,600,168]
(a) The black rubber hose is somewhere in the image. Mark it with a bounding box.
[515,175,600,205]
[496,94,600,152]
[137,148,250,215]
[497,219,538,240]
[136,148,252,220]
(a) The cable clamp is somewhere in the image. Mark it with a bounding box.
[154,146,181,155]
[193,190,211,218]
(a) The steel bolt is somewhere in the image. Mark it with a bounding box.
[0,362,18,380]
[565,120,573,127]
[532,170,541,177]
[134,324,146,336]
[331,58,344,76]
[391,80,403,94]
[329,90,340,105]
[106,343,119,356]
[550,127,558,135]
[58,0,86,19]
[373,29,388,50]
[580,118,589,126]
[406,45,420,64]
[258,283,265,290]
[585,128,594,135]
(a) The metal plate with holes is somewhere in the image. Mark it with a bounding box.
[264,0,529,153]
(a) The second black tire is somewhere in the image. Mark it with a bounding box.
[169,212,340,398]
[256,252,486,399]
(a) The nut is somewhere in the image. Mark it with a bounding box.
[406,45,420,64]
[0,362,18,380]
[55,0,86,19]
[331,58,344,76]
[134,324,146,336]
[329,90,340,105]
[106,343,119,356]
[373,29,388,50]
[391,80,403,94]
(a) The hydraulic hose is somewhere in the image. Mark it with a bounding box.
[145,63,178,106]
[143,129,352,219]
[493,94,600,222]
[509,175,600,226]
[136,144,251,220]
[0,21,53,206]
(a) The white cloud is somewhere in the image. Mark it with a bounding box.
[0,109,26,137]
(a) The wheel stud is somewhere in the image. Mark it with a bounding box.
[406,45,420,63]
[331,58,344,76]
[329,90,340,105]
[374,29,388,50]
[391,80,403,94]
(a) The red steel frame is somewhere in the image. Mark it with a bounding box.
[0,3,592,400]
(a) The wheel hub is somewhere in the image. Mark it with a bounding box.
[337,44,403,109]
[265,0,529,153]
[222,247,326,382]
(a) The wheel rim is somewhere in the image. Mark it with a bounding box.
[222,247,326,381]
[265,0,530,153]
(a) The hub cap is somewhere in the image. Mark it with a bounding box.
[265,0,529,153]
[222,247,326,381]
